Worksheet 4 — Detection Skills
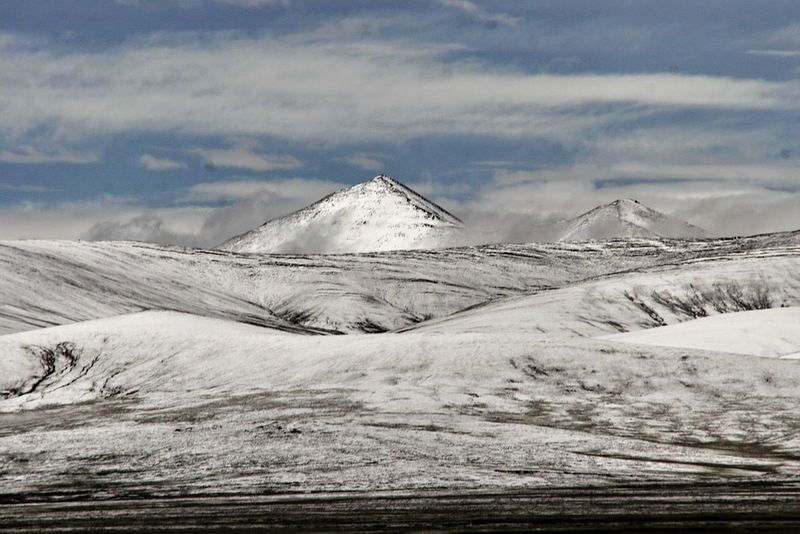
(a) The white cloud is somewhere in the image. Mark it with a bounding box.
[0,145,97,164]
[492,162,800,190]
[183,177,342,202]
[183,180,280,202]
[436,0,520,27]
[91,177,344,246]
[189,147,302,171]
[0,197,210,242]
[606,163,799,185]
[472,160,521,168]
[588,126,773,163]
[405,180,472,198]
[340,154,384,171]
[0,178,344,247]
[745,49,800,58]
[83,213,201,245]
[81,177,345,247]
[0,29,795,145]
[213,0,288,6]
[0,183,51,192]
[115,0,287,7]
[138,154,186,170]
[769,23,800,45]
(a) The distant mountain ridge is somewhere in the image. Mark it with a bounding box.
[558,198,706,241]
[220,175,464,254]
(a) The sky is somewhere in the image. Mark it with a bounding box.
[0,0,799,246]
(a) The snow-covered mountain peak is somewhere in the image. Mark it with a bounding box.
[219,175,463,254]
[608,198,649,219]
[558,198,706,241]
[366,173,400,188]
[609,197,641,207]
[339,174,462,225]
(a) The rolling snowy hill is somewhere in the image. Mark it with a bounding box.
[4,309,800,494]
[4,233,800,335]
[219,175,464,254]
[0,239,649,335]
[5,228,800,512]
[405,237,800,337]
[558,198,706,241]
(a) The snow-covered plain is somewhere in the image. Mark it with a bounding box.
[4,310,800,499]
[3,228,800,520]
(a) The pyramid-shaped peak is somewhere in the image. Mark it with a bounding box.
[342,175,462,225]
[362,174,412,192]
[363,174,402,188]
[607,198,648,215]
[219,175,463,254]
[558,198,706,241]
[610,198,642,206]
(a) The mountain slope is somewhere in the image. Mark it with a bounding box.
[0,240,317,335]
[0,238,684,335]
[3,232,800,336]
[558,199,705,241]
[220,175,464,254]
[404,240,800,337]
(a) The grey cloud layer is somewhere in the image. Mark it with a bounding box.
[0,146,97,164]
[1,30,797,144]
[77,178,345,247]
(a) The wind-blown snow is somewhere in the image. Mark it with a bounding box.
[559,199,706,241]
[220,175,464,254]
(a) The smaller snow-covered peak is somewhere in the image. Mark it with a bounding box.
[558,198,705,242]
[605,198,644,212]
[607,199,649,218]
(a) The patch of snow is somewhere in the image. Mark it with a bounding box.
[602,306,800,358]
